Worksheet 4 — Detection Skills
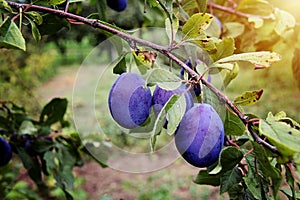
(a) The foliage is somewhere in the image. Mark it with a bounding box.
[1,0,300,199]
[0,46,57,113]
[0,99,102,199]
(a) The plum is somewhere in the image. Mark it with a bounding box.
[106,0,127,12]
[180,60,201,97]
[108,72,152,129]
[175,103,224,167]
[152,84,194,117]
[0,138,12,166]
[213,15,222,30]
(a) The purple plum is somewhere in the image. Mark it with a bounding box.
[108,72,152,129]
[152,85,194,117]
[0,138,12,166]
[106,0,127,12]
[175,103,224,167]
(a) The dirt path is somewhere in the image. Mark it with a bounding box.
[38,66,225,200]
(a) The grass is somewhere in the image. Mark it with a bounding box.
[120,160,228,200]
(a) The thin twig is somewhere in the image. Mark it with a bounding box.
[247,122,278,153]
[207,2,273,20]
[11,3,32,22]
[157,0,175,45]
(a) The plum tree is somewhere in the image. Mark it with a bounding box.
[108,72,152,129]
[152,84,194,117]
[0,138,12,167]
[106,0,127,12]
[175,103,224,167]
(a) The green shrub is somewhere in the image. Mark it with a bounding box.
[0,47,57,113]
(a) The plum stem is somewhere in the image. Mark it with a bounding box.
[7,1,279,154]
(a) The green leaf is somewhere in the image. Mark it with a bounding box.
[112,53,127,75]
[146,68,181,90]
[224,108,246,136]
[223,62,239,89]
[25,11,43,25]
[44,143,77,190]
[150,94,182,151]
[108,34,124,55]
[182,13,213,38]
[0,0,13,13]
[81,143,108,168]
[209,146,243,174]
[243,151,271,200]
[17,147,43,186]
[234,89,263,106]
[0,17,26,51]
[165,94,186,136]
[146,0,159,7]
[228,184,251,200]
[210,63,234,73]
[269,111,300,130]
[237,0,273,16]
[274,8,296,35]
[205,16,222,38]
[133,50,156,75]
[19,120,37,135]
[36,0,66,6]
[165,17,179,41]
[210,37,235,61]
[163,0,173,20]
[32,139,54,153]
[248,17,264,28]
[28,18,41,42]
[223,22,245,38]
[252,142,282,197]
[216,51,281,69]
[285,165,296,199]
[38,126,51,137]
[181,13,219,52]
[193,169,221,186]
[280,189,300,199]
[259,112,300,157]
[38,14,70,35]
[39,98,68,126]
[220,167,243,194]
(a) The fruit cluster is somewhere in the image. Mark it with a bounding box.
[108,72,224,168]
[0,133,54,168]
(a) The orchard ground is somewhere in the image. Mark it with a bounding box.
[36,61,300,199]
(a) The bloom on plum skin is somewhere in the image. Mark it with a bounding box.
[175,103,224,168]
[108,72,152,129]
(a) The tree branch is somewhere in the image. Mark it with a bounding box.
[207,2,273,20]
[7,1,278,154]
